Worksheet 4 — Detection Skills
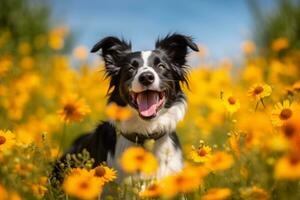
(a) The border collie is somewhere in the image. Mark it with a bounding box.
[61,33,198,181]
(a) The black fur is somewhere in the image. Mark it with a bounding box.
[64,122,117,162]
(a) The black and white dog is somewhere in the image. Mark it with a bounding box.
[63,34,198,180]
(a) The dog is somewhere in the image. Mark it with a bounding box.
[59,33,199,181]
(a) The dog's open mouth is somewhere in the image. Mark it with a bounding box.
[131,90,165,119]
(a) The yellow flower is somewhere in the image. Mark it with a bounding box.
[240,186,270,200]
[242,40,256,55]
[139,182,162,198]
[222,94,240,114]
[271,100,297,127]
[49,34,64,50]
[201,188,232,200]
[0,130,16,153]
[205,151,234,171]
[160,165,208,197]
[105,103,132,121]
[63,168,103,200]
[90,165,117,183]
[48,27,68,50]
[247,83,272,101]
[190,145,212,163]
[271,37,289,51]
[120,147,158,175]
[73,45,88,60]
[274,155,300,180]
[58,94,91,123]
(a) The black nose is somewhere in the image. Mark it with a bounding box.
[139,72,155,86]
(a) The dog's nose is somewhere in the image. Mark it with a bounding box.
[139,72,155,86]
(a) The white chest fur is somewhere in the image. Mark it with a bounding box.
[107,100,186,181]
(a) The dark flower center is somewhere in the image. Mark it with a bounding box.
[148,184,158,191]
[64,104,76,115]
[198,148,207,157]
[136,154,145,162]
[280,109,292,120]
[228,97,236,105]
[282,123,295,138]
[254,86,264,94]
[289,155,300,165]
[0,136,6,145]
[80,182,89,189]
[95,166,106,177]
[175,176,185,185]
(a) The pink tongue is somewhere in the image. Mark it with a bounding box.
[136,91,159,117]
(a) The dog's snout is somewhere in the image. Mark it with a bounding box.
[139,71,155,86]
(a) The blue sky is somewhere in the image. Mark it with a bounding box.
[50,0,273,60]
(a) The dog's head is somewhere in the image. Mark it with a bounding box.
[91,34,198,121]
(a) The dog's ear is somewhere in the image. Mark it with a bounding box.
[91,36,131,76]
[155,34,198,66]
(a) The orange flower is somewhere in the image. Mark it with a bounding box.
[139,182,162,198]
[274,155,300,180]
[63,168,103,200]
[271,37,289,51]
[205,151,234,171]
[105,103,132,121]
[160,165,208,197]
[120,147,158,175]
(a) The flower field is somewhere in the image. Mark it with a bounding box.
[1,1,300,199]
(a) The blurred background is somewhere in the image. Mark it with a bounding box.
[51,0,276,61]
[2,0,300,143]
[2,0,300,199]
[1,0,300,149]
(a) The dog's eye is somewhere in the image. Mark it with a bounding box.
[131,60,139,68]
[158,63,166,70]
